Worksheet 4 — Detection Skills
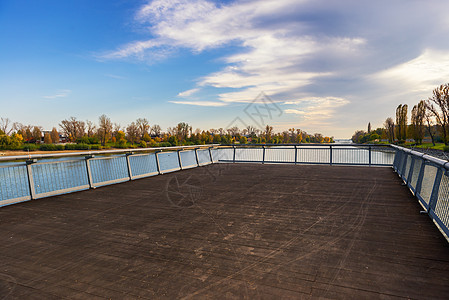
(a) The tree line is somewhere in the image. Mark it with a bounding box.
[0,115,334,151]
[352,83,449,145]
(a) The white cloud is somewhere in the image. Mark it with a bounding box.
[105,74,126,80]
[101,0,449,136]
[103,0,365,105]
[43,89,71,99]
[169,100,227,107]
[285,96,349,121]
[373,49,449,93]
[177,88,200,97]
[284,109,306,115]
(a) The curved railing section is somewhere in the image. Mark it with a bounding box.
[392,145,449,238]
[214,144,395,166]
[0,145,218,207]
[0,143,396,207]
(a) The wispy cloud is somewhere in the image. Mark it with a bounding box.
[372,49,449,93]
[43,89,71,99]
[177,88,200,97]
[285,96,349,121]
[170,100,227,107]
[105,74,126,80]
[102,0,366,106]
[284,109,306,115]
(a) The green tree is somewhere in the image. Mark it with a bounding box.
[168,135,178,146]
[411,100,425,144]
[395,104,408,142]
[384,117,395,143]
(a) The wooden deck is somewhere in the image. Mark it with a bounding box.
[0,164,448,299]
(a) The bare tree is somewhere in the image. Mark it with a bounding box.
[136,118,150,138]
[0,118,12,135]
[424,110,436,146]
[86,120,96,137]
[97,114,112,145]
[151,124,161,137]
[176,122,191,141]
[126,122,140,144]
[426,84,449,144]
[59,117,85,142]
[227,126,240,137]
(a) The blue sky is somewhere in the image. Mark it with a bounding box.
[1,0,449,138]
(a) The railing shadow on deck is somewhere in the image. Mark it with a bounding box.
[0,143,448,240]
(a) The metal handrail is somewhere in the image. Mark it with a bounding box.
[0,144,220,162]
[0,144,394,207]
[391,144,449,239]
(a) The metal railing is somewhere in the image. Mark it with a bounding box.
[2,142,448,240]
[392,145,449,238]
[216,144,395,166]
[0,145,219,206]
[0,143,394,206]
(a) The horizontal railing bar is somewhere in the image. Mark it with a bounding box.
[92,178,129,188]
[31,158,85,166]
[34,185,90,199]
[131,172,159,180]
[390,145,449,169]
[0,163,29,168]
[0,144,220,162]
[220,143,387,147]
[159,167,181,174]
[0,196,32,207]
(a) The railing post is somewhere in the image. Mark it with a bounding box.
[428,167,443,213]
[125,152,133,180]
[85,155,94,189]
[401,152,408,178]
[393,149,400,171]
[262,146,266,164]
[368,145,372,167]
[25,159,37,199]
[407,156,415,184]
[195,148,200,166]
[233,146,236,163]
[208,147,213,164]
[177,150,183,170]
[294,145,297,165]
[155,151,161,174]
[415,159,426,196]
[329,145,333,166]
